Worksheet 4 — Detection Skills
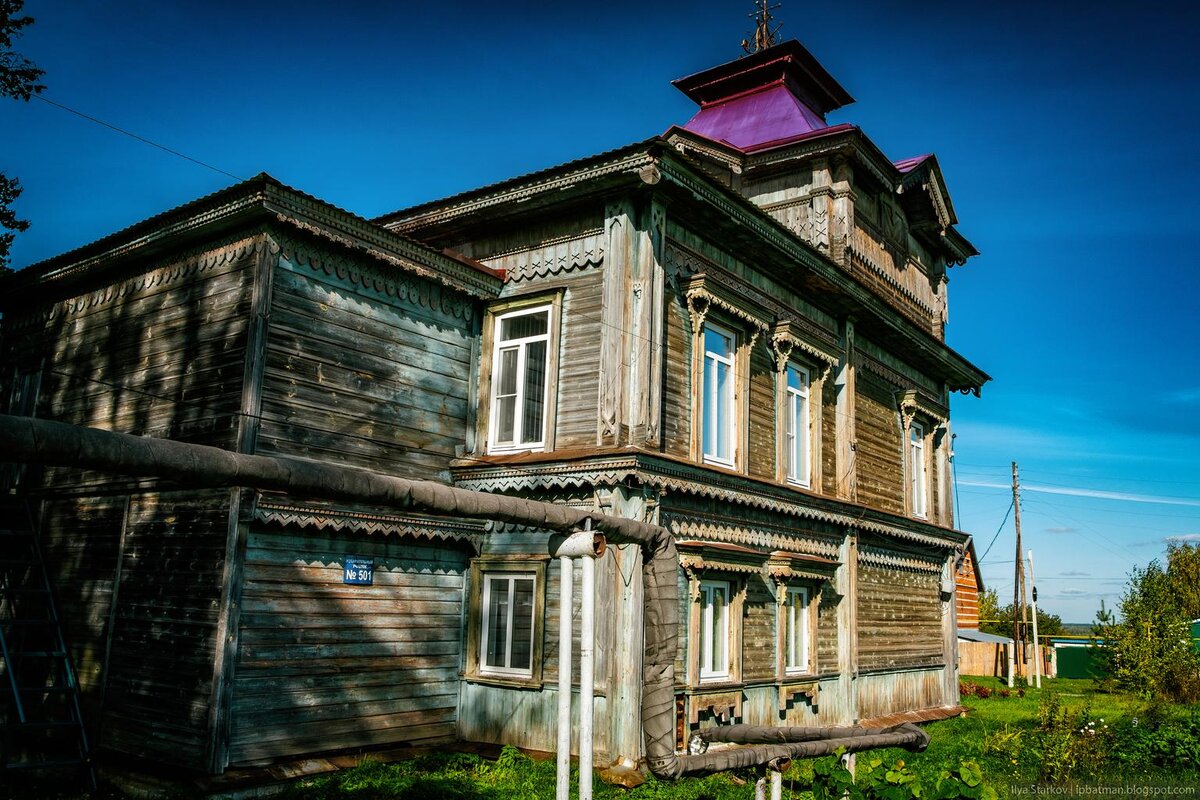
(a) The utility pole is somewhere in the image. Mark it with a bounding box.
[1012,462,1026,677]
[1028,549,1042,688]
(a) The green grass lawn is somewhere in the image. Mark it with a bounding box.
[285,678,1200,799]
[19,678,1200,799]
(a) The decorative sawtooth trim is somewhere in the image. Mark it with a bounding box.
[452,465,637,494]
[494,231,605,281]
[277,233,476,323]
[451,455,962,550]
[766,549,840,584]
[260,184,502,299]
[858,544,943,573]
[664,514,841,558]
[39,234,262,325]
[685,284,769,335]
[846,246,939,319]
[668,133,746,173]
[857,355,948,419]
[255,500,485,550]
[394,151,659,231]
[769,321,839,376]
[745,134,892,191]
[642,473,956,550]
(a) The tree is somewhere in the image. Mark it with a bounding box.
[0,0,44,271]
[977,586,1064,639]
[1093,545,1200,703]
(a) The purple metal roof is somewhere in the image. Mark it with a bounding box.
[682,82,830,151]
[894,154,933,174]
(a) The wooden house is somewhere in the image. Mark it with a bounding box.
[0,39,988,778]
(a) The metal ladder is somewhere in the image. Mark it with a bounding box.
[0,499,96,790]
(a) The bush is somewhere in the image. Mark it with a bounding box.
[811,751,997,800]
[1110,706,1200,772]
[1032,693,1110,782]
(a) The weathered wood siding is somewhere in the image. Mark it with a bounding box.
[854,374,904,514]
[663,290,693,460]
[100,489,231,768]
[857,562,943,672]
[816,583,839,673]
[856,667,947,720]
[747,345,775,481]
[258,241,477,481]
[545,270,602,450]
[956,549,981,630]
[457,529,615,759]
[229,526,469,765]
[37,496,126,741]
[820,379,838,496]
[1,235,258,489]
[742,576,776,681]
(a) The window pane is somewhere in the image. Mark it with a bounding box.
[501,310,548,341]
[510,578,535,670]
[495,348,519,444]
[485,578,509,668]
[715,361,730,459]
[704,326,732,359]
[712,586,727,674]
[520,341,547,444]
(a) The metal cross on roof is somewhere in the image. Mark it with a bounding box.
[741,0,783,54]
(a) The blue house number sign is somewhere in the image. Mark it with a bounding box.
[343,556,374,586]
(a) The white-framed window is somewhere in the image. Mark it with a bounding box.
[699,579,731,681]
[489,305,551,452]
[480,571,537,678]
[783,586,811,675]
[784,363,811,487]
[910,420,927,519]
[702,322,737,467]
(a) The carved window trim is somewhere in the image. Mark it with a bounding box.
[898,389,943,521]
[687,303,760,474]
[477,293,563,456]
[780,584,815,678]
[782,361,813,489]
[908,419,929,520]
[683,568,747,689]
[465,555,548,689]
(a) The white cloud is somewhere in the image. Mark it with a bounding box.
[1046,527,1078,534]
[958,480,1200,508]
[1060,571,1090,577]
[1061,588,1090,596]
[1165,533,1200,543]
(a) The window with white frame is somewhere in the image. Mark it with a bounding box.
[783,586,811,675]
[480,571,537,677]
[910,420,927,518]
[784,363,811,487]
[699,579,731,681]
[490,305,551,452]
[702,323,736,467]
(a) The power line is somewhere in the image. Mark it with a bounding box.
[977,498,1013,563]
[33,95,245,183]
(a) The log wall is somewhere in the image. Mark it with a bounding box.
[228,525,470,765]
[257,242,478,481]
[857,561,943,672]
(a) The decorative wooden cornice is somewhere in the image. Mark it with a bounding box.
[682,273,771,338]
[3,174,504,308]
[450,452,967,550]
[676,539,766,578]
[254,496,485,550]
[275,233,476,322]
[858,543,943,573]
[3,231,264,334]
[765,550,840,583]
[382,144,661,233]
[484,230,605,281]
[769,320,839,374]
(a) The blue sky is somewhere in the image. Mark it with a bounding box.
[4,1,1198,623]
